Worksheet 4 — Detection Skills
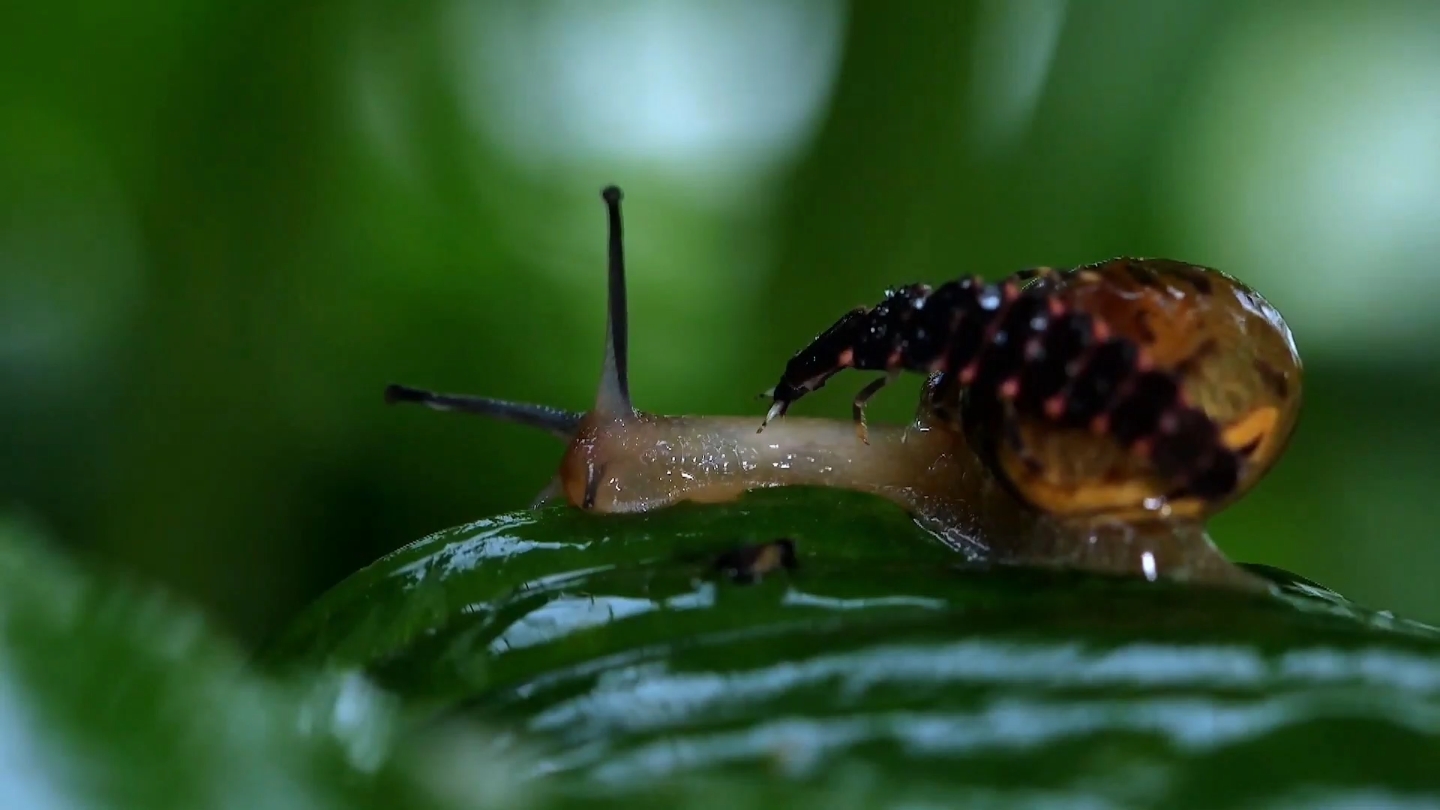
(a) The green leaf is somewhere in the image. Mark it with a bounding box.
[269,488,1440,806]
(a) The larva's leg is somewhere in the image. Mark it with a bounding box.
[851,370,900,445]
[914,371,960,430]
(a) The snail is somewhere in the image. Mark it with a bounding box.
[386,186,1303,589]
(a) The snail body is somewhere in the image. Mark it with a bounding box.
[386,187,1303,589]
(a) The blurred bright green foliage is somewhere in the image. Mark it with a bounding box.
[0,519,461,809]
[4,0,1440,648]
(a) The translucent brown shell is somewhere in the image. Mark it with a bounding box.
[980,259,1303,521]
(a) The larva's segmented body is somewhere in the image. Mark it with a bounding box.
[763,258,1302,521]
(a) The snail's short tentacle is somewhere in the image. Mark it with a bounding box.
[383,384,583,440]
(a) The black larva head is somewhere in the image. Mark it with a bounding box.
[759,305,873,429]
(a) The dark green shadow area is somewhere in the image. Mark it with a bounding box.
[265,488,1440,807]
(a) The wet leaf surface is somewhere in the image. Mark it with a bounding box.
[268,488,1440,806]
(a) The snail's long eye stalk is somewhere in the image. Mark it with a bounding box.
[595,184,634,417]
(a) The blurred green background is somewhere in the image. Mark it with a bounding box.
[4,0,1439,647]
